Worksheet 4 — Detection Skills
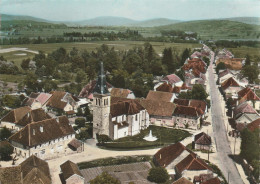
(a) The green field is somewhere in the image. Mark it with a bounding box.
[227,46,260,58]
[1,41,202,54]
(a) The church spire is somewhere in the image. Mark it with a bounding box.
[94,61,109,94]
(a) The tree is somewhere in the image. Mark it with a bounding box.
[0,142,13,161]
[75,118,86,128]
[180,48,190,66]
[162,47,175,73]
[191,84,208,100]
[241,65,259,84]
[90,172,120,184]
[216,62,226,74]
[24,73,40,92]
[21,58,30,70]
[245,54,251,66]
[75,69,87,84]
[0,127,12,141]
[147,167,169,183]
[1,95,22,108]
[96,134,112,144]
[240,128,259,163]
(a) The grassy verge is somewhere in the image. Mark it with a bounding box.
[78,155,152,170]
[99,125,191,150]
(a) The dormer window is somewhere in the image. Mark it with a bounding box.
[40,126,43,133]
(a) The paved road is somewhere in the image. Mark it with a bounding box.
[208,52,244,184]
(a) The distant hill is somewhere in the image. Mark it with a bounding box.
[131,18,180,27]
[75,16,137,26]
[1,14,51,23]
[156,19,260,39]
[223,17,260,25]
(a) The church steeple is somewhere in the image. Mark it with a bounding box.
[94,61,109,94]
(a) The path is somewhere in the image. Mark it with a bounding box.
[0,47,39,54]
[208,52,244,184]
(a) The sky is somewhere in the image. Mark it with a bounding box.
[1,0,260,21]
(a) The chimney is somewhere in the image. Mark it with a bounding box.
[40,126,43,133]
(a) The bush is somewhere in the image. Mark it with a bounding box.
[97,134,112,144]
[147,167,169,183]
[75,118,85,128]
[0,127,12,141]
[0,142,14,161]
[89,172,120,184]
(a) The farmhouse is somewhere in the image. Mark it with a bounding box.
[60,160,84,184]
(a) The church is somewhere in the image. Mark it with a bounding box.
[92,62,150,140]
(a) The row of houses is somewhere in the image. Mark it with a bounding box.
[217,49,260,134]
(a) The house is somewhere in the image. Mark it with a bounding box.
[247,118,260,132]
[233,102,259,124]
[175,153,213,180]
[218,69,234,84]
[238,87,260,111]
[156,82,173,93]
[154,74,183,90]
[216,48,234,60]
[216,58,245,70]
[146,90,176,102]
[0,106,31,130]
[9,116,76,159]
[110,88,135,99]
[174,99,207,118]
[22,92,52,110]
[153,142,212,180]
[79,80,113,101]
[137,99,176,127]
[172,177,193,184]
[172,105,201,129]
[1,108,51,131]
[221,77,242,98]
[60,160,84,184]
[201,177,221,184]
[0,155,51,184]
[46,91,78,115]
[153,142,194,177]
[92,62,149,140]
[193,132,212,151]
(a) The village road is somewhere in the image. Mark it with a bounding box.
[208,52,244,184]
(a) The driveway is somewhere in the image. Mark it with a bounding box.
[208,52,244,184]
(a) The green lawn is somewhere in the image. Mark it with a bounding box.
[227,46,260,58]
[100,125,191,150]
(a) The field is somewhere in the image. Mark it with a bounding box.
[227,46,260,58]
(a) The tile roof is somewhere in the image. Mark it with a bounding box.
[137,99,176,117]
[146,90,173,102]
[193,173,214,183]
[60,160,83,181]
[79,80,112,99]
[9,116,75,147]
[110,100,145,117]
[1,106,31,123]
[0,166,22,184]
[16,108,51,127]
[46,91,67,109]
[176,154,212,174]
[194,132,211,145]
[156,82,173,93]
[247,118,260,132]
[35,93,52,105]
[111,88,132,98]
[238,87,260,103]
[233,102,257,117]
[218,69,233,79]
[68,138,82,149]
[173,105,199,117]
[201,177,221,184]
[154,142,193,167]
[216,58,244,70]
[189,100,207,115]
[174,99,189,106]
[29,92,40,99]
[172,177,193,184]
[163,74,182,84]
[20,155,51,184]
[22,98,36,107]
[221,77,240,91]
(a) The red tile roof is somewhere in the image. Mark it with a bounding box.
[173,105,199,117]
[60,160,83,181]
[221,77,240,91]
[247,118,260,132]
[111,88,133,98]
[9,116,75,147]
[154,142,193,167]
[176,154,212,174]
[156,82,173,93]
[172,177,193,184]
[110,100,144,117]
[194,132,211,145]
[174,99,190,106]
[233,102,257,117]
[201,177,221,184]
[146,90,173,102]
[238,87,260,103]
[163,74,182,84]
[1,106,31,123]
[35,93,52,106]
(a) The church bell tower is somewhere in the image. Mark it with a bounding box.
[92,62,111,139]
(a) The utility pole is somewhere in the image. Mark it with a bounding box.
[234,136,237,155]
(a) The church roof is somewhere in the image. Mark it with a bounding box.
[93,62,109,95]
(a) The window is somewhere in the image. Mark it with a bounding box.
[124,132,127,136]
[135,115,138,121]
[98,99,101,106]
[96,99,97,105]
